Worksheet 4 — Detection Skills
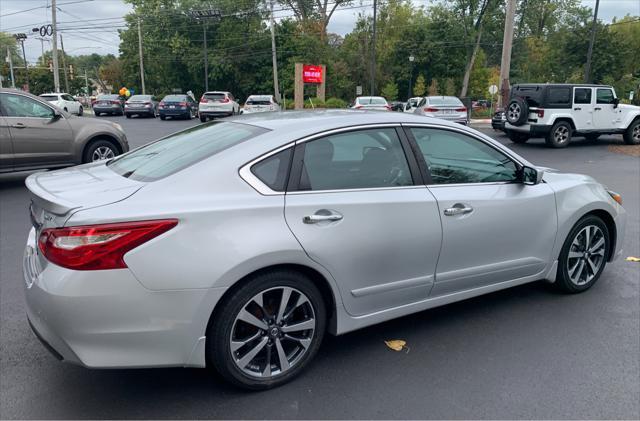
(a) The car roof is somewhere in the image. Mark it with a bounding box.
[513,83,613,89]
[204,91,229,94]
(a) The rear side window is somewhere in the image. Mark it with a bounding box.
[574,88,592,104]
[40,95,58,101]
[251,148,292,192]
[108,122,268,182]
[596,89,615,104]
[546,87,571,107]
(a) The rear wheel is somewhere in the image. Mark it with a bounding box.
[200,115,207,123]
[94,111,100,116]
[83,140,119,163]
[555,215,609,293]
[160,115,166,120]
[208,270,326,390]
[507,131,530,144]
[545,121,573,148]
[78,106,83,116]
[125,114,131,119]
[623,119,640,145]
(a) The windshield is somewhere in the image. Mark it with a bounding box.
[107,122,269,182]
[358,97,387,105]
[428,97,463,106]
[129,95,152,101]
[246,96,272,105]
[97,94,119,100]
[163,95,187,101]
[204,93,226,101]
[39,95,58,101]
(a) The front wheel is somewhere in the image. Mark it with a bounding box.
[208,270,326,390]
[78,106,83,116]
[555,215,609,293]
[83,140,119,163]
[545,121,573,148]
[623,119,640,145]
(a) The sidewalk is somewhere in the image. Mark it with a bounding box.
[469,118,492,128]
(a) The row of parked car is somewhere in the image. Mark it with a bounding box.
[351,95,470,125]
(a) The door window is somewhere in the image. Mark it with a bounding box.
[297,128,413,191]
[62,94,75,102]
[573,88,592,104]
[0,94,54,118]
[596,88,615,104]
[409,128,518,184]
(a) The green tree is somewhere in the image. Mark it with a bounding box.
[380,81,399,100]
[428,78,439,95]
[413,74,426,96]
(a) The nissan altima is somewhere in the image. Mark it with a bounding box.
[24,111,626,389]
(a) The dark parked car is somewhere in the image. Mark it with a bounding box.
[492,110,506,131]
[158,94,198,120]
[125,95,159,118]
[0,89,128,173]
[389,101,405,112]
[93,94,124,116]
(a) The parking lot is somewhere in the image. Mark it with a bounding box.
[1,115,638,419]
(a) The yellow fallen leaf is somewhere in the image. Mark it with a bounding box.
[384,339,407,352]
[626,256,640,262]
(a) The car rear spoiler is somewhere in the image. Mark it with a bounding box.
[25,173,80,216]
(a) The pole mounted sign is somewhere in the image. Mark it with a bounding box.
[302,64,323,84]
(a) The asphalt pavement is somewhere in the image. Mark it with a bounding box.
[1,114,638,419]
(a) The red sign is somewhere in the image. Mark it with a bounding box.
[302,65,323,84]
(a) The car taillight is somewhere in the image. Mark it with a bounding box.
[38,219,178,271]
[385,105,391,110]
[221,97,230,103]
[355,105,363,109]
[200,97,208,103]
[158,102,165,108]
[456,107,467,112]
[424,107,439,112]
[179,102,187,106]
[112,100,121,105]
[536,108,544,118]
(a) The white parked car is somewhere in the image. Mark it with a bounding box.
[413,96,468,125]
[39,93,84,116]
[242,95,281,114]
[351,96,391,111]
[504,83,640,147]
[199,91,240,122]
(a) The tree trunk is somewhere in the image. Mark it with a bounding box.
[460,24,483,98]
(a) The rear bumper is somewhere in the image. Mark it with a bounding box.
[23,228,218,368]
[125,108,154,115]
[199,111,233,117]
[505,123,552,137]
[159,109,190,117]
[93,106,122,114]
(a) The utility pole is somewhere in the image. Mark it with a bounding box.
[59,34,69,93]
[35,37,48,64]
[7,48,16,88]
[370,0,377,96]
[84,69,90,97]
[14,34,30,92]
[51,0,60,92]
[137,17,146,94]
[498,0,516,108]
[203,24,208,91]
[269,0,281,103]
[584,0,600,83]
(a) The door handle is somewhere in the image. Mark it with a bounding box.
[443,203,473,216]
[303,210,343,224]
[11,123,26,129]
[594,107,602,111]
[574,107,581,111]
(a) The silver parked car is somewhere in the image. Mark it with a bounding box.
[125,94,159,118]
[351,96,391,111]
[414,96,469,124]
[24,111,625,389]
[0,89,128,173]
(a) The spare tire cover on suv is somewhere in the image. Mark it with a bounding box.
[506,98,528,126]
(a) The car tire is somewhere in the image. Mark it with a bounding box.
[63,107,68,112]
[623,119,640,145]
[83,140,119,163]
[207,270,326,390]
[584,133,600,142]
[200,116,207,123]
[545,121,573,148]
[160,115,166,120]
[507,131,530,144]
[78,106,83,116]
[555,215,609,293]
[94,111,100,116]
[506,98,528,126]
[125,114,131,119]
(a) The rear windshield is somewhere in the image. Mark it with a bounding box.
[246,96,272,105]
[358,97,387,105]
[204,93,226,101]
[97,94,119,100]
[129,95,151,101]
[163,95,187,101]
[107,122,268,182]
[39,95,58,101]
[428,97,462,106]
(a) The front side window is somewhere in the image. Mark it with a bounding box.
[297,128,413,191]
[409,128,518,184]
[62,94,75,102]
[108,122,268,182]
[596,88,615,104]
[573,88,592,104]
[0,94,54,118]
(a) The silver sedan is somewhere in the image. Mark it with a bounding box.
[24,111,626,389]
[414,96,469,124]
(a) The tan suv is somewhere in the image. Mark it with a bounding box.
[0,89,128,173]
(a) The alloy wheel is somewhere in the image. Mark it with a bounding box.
[566,225,606,286]
[507,103,521,121]
[554,125,570,144]
[633,124,640,142]
[230,286,316,379]
[91,146,115,161]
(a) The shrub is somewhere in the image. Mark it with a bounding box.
[324,97,348,108]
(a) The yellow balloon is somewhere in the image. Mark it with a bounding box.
[125,89,131,97]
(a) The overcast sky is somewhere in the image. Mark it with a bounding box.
[1,0,638,64]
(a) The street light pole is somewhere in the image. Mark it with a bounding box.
[137,17,146,94]
[7,48,16,88]
[269,0,281,103]
[203,23,208,92]
[51,0,60,92]
[407,55,415,100]
[60,34,69,93]
[584,0,600,83]
[370,0,377,96]
[13,34,29,92]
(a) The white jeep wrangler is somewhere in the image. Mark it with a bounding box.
[504,83,640,148]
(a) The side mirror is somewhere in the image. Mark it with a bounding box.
[51,109,62,121]
[520,165,544,185]
[613,97,620,108]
